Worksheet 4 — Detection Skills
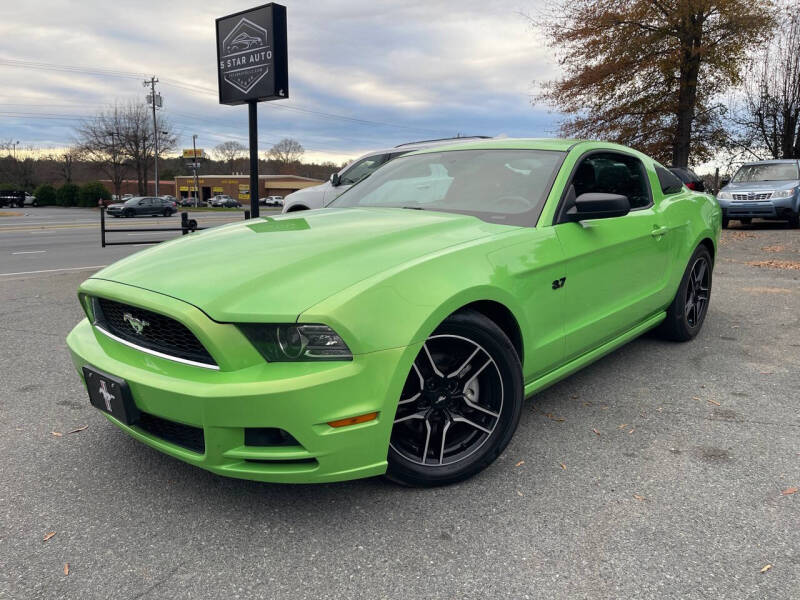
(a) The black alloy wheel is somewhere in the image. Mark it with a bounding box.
[387,309,523,486]
[658,245,713,342]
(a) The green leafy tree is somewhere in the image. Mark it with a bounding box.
[34,184,57,206]
[78,181,111,207]
[532,0,777,166]
[56,183,80,207]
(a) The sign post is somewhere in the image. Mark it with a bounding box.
[216,3,288,219]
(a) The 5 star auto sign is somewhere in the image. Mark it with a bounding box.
[216,4,288,105]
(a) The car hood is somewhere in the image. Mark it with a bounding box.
[90,207,512,322]
[722,180,799,192]
[107,203,126,209]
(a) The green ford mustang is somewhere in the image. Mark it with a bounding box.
[66,139,721,486]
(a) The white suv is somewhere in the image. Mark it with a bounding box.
[281,137,490,213]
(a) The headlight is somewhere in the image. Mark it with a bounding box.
[239,323,353,362]
[717,191,733,200]
[771,188,796,199]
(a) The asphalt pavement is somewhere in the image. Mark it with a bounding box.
[1,212,798,599]
[0,207,278,276]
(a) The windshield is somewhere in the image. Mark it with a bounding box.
[732,163,799,182]
[328,149,565,225]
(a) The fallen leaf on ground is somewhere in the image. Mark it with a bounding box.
[515,460,525,467]
[707,399,721,406]
[517,490,523,497]
[628,428,635,434]
[592,428,601,436]
[781,487,798,496]
[51,431,62,437]
[633,494,646,501]
[582,401,593,407]
[618,423,628,429]
[692,396,701,401]
[570,395,579,400]
[760,371,774,375]
[559,463,567,470]
[43,532,56,542]
[67,425,88,434]
[64,563,69,576]
[760,564,772,573]
[746,259,800,271]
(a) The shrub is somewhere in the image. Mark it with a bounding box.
[78,181,111,207]
[56,183,80,207]
[34,184,57,206]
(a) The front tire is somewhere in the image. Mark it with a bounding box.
[387,309,523,487]
[657,246,713,342]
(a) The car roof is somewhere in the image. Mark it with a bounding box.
[740,159,799,166]
[406,137,592,155]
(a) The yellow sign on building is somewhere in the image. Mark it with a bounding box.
[238,184,250,201]
[182,149,205,159]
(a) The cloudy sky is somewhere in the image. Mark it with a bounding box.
[0,0,559,164]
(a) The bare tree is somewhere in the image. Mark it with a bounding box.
[117,101,177,195]
[75,106,131,200]
[268,138,304,165]
[214,141,247,172]
[60,149,76,184]
[730,4,800,159]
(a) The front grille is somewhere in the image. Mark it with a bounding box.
[137,412,205,454]
[93,297,216,367]
[732,192,772,201]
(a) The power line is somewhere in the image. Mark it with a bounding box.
[0,57,448,135]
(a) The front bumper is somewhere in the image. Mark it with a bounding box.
[66,282,419,484]
[718,196,799,220]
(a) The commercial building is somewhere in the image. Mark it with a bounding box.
[173,174,323,202]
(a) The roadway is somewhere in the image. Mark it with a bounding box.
[0,207,279,277]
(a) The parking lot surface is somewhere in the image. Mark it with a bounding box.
[1,218,798,599]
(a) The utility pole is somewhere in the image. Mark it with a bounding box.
[143,77,161,196]
[12,140,19,160]
[192,134,201,208]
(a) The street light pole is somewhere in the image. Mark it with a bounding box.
[12,140,19,160]
[192,134,201,208]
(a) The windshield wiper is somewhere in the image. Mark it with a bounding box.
[400,206,425,210]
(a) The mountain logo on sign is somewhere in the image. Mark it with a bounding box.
[220,18,271,94]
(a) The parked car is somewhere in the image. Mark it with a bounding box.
[282,136,492,213]
[210,195,241,208]
[106,196,177,218]
[67,138,720,487]
[0,191,37,207]
[716,159,800,228]
[668,167,705,192]
[161,195,177,204]
[260,196,284,207]
[179,197,205,207]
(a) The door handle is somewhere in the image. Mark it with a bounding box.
[651,226,668,238]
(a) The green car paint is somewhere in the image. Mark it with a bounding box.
[66,139,721,483]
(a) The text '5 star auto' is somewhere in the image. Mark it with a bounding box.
[66,139,721,486]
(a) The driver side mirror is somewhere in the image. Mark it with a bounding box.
[562,186,630,222]
[330,173,341,187]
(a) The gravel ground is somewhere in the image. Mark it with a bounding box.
[1,222,798,600]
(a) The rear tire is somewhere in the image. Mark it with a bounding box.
[657,246,713,342]
[386,309,523,487]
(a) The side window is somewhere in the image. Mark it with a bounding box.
[656,166,684,195]
[339,154,390,185]
[141,198,152,206]
[571,152,652,209]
